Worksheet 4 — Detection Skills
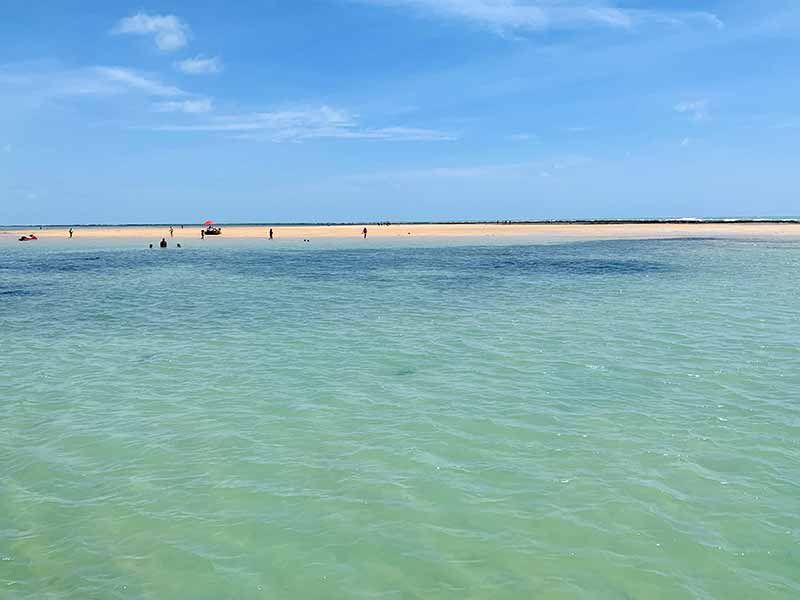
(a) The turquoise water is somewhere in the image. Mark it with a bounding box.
[1,236,799,599]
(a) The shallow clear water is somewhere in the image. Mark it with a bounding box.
[1,236,799,599]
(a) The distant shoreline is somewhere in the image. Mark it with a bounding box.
[2,218,800,228]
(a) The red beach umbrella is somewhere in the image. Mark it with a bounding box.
[203,220,215,225]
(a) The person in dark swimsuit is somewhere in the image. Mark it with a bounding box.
[160,238,167,248]
[362,227,368,239]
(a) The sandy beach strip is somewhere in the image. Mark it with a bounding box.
[3,222,800,240]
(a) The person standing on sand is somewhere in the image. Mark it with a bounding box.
[362,227,368,239]
[169,226,174,237]
[201,230,205,240]
[269,228,273,240]
[68,228,73,238]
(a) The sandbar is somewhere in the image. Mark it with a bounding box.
[2,222,800,241]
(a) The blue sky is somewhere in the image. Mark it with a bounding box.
[1,1,799,223]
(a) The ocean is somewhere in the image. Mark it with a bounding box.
[1,235,798,598]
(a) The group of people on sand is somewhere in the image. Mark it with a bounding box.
[20,228,73,241]
[18,226,73,241]
[20,224,374,243]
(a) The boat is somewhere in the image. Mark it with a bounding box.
[202,220,221,235]
[18,234,38,241]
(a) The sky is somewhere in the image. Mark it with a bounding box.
[1,0,799,224]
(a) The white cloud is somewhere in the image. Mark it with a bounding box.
[674,99,708,121]
[154,98,214,114]
[342,126,456,141]
[112,13,190,51]
[2,144,11,153]
[509,132,537,141]
[92,67,186,97]
[0,63,188,99]
[681,137,691,146]
[360,1,722,33]
[176,55,223,75]
[151,105,456,142]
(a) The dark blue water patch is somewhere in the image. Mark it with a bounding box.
[0,288,38,297]
[546,236,730,257]
[486,257,670,275]
[0,239,679,283]
[0,249,200,275]
[207,245,678,290]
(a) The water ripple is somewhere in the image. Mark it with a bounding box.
[1,237,799,599]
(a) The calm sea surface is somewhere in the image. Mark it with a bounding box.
[1,235,799,599]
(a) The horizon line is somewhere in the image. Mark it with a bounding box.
[3,218,800,228]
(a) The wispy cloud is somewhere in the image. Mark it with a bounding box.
[674,99,709,121]
[112,13,190,51]
[151,105,456,142]
[154,98,214,114]
[176,55,223,75]
[0,63,188,99]
[93,67,185,97]
[2,144,11,153]
[508,132,537,141]
[360,1,723,33]
[341,155,590,182]
[774,123,800,130]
